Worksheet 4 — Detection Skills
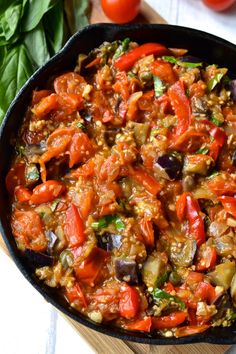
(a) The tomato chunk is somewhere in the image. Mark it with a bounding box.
[119,285,140,319]
[64,204,86,247]
[152,311,187,329]
[125,317,152,332]
[15,186,32,203]
[30,180,66,205]
[176,325,210,337]
[65,283,87,308]
[129,167,161,195]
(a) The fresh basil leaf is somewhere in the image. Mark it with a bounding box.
[24,21,50,67]
[43,0,64,55]
[0,44,35,123]
[0,2,22,41]
[64,0,89,34]
[154,76,165,97]
[113,38,130,60]
[162,55,202,68]
[21,0,57,32]
[211,116,223,127]
[91,215,125,231]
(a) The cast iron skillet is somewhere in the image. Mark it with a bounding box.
[1,24,236,345]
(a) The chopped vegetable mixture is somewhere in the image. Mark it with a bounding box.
[6,38,236,337]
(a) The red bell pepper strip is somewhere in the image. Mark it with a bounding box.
[65,283,87,308]
[151,60,177,85]
[129,167,161,195]
[152,311,187,329]
[219,196,236,218]
[119,285,140,319]
[195,282,217,304]
[196,246,217,271]
[176,192,205,246]
[168,80,192,137]
[64,204,86,247]
[139,219,154,247]
[125,317,152,332]
[176,325,210,337]
[74,247,110,286]
[114,43,169,71]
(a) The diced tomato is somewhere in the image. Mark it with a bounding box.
[11,210,47,251]
[54,72,86,94]
[74,247,109,286]
[138,90,154,110]
[195,282,216,304]
[163,282,175,293]
[207,173,236,196]
[113,71,130,101]
[119,285,140,319]
[196,245,217,271]
[65,283,87,307]
[32,90,52,105]
[139,219,154,247]
[175,325,210,337]
[64,204,86,247]
[209,139,221,161]
[30,180,66,205]
[99,155,120,182]
[32,93,59,117]
[209,126,227,147]
[151,60,177,85]
[129,167,161,195]
[71,159,95,178]
[68,131,94,168]
[78,189,94,220]
[168,80,191,137]
[186,271,204,286]
[6,162,26,194]
[219,195,236,218]
[125,317,152,332]
[176,192,189,221]
[152,311,187,329]
[57,93,84,114]
[15,186,32,203]
[114,43,169,71]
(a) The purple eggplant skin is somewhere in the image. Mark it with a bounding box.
[179,55,202,63]
[115,258,139,284]
[229,80,236,102]
[24,249,54,268]
[46,230,58,255]
[156,154,182,180]
[97,232,122,252]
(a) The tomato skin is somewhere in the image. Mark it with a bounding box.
[54,72,86,94]
[11,210,47,251]
[65,283,87,308]
[64,204,86,247]
[219,196,236,218]
[30,180,66,205]
[69,131,94,168]
[195,282,216,304]
[152,311,187,329]
[139,219,154,247]
[101,0,141,23]
[203,0,235,11]
[196,245,217,271]
[119,286,140,319]
[151,61,177,85]
[15,186,32,203]
[33,94,59,118]
[176,324,210,337]
[129,167,161,195]
[125,317,152,332]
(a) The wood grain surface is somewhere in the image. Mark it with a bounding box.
[0,1,231,353]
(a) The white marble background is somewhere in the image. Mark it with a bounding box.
[1,1,236,353]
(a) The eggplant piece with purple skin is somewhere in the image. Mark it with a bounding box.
[229,80,236,102]
[114,258,139,284]
[155,154,182,180]
[46,230,58,255]
[23,249,54,269]
[97,232,122,252]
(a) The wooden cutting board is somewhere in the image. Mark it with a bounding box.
[0,1,232,353]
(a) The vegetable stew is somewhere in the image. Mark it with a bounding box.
[6,38,236,337]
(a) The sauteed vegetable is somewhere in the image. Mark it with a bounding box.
[6,38,236,337]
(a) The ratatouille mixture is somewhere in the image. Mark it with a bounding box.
[6,39,236,338]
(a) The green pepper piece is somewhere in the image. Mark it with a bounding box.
[153,76,165,98]
[152,288,186,310]
[195,148,209,155]
[113,38,130,60]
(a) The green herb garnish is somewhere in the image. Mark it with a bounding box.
[196,148,209,155]
[91,215,125,232]
[207,70,227,92]
[113,38,130,60]
[152,288,186,310]
[51,200,59,212]
[153,76,165,98]
[211,116,223,127]
[162,56,202,68]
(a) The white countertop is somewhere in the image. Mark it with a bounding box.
[1,1,236,353]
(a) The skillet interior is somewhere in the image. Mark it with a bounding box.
[1,23,236,344]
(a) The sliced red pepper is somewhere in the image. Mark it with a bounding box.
[125,317,152,332]
[209,126,227,147]
[176,192,205,246]
[152,311,187,329]
[196,245,217,271]
[65,283,87,308]
[168,80,191,137]
[176,325,210,337]
[64,204,86,247]
[74,247,109,287]
[195,282,216,304]
[119,285,140,319]
[209,139,221,161]
[219,195,236,218]
[151,60,177,85]
[129,167,161,195]
[139,219,154,247]
[14,186,32,203]
[114,43,169,71]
